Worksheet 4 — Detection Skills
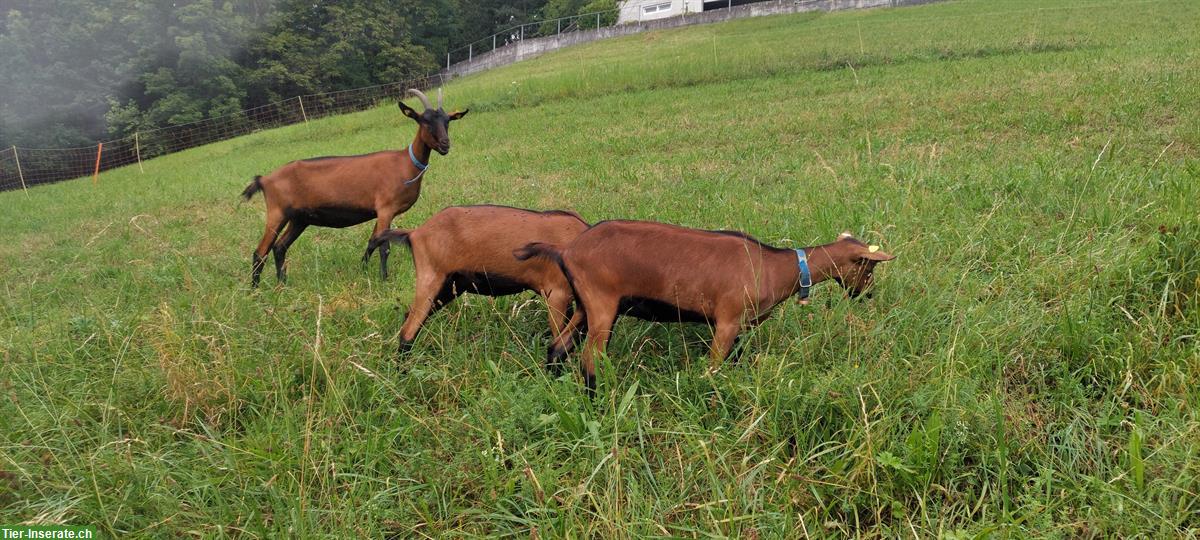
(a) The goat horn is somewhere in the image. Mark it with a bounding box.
[437,87,444,110]
[406,88,433,110]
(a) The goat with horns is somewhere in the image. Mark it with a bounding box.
[241,88,468,286]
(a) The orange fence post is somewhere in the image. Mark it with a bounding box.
[92,142,103,185]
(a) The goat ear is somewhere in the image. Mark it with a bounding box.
[858,249,895,262]
[448,109,469,121]
[397,101,421,121]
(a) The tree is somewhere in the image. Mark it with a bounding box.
[453,0,549,45]
[539,0,616,35]
[581,0,619,26]
[0,1,138,147]
[155,2,248,122]
[241,0,436,104]
[3,0,571,149]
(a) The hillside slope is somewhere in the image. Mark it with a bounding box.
[1,0,1198,536]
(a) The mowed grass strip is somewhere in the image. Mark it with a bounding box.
[1,0,1199,536]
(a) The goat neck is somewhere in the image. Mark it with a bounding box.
[409,128,433,174]
[773,239,850,298]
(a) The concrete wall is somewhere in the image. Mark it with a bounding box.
[443,0,944,80]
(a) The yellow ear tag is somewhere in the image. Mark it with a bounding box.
[868,245,880,253]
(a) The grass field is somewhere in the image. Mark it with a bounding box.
[2,0,1200,536]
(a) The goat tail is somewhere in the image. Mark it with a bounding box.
[369,229,413,253]
[513,242,563,264]
[241,175,264,201]
[516,242,584,317]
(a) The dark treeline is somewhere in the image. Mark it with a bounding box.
[0,0,615,150]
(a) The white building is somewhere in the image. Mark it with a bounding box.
[617,0,705,23]
[617,0,763,24]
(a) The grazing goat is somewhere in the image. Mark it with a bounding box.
[515,221,895,392]
[370,205,589,359]
[241,88,468,287]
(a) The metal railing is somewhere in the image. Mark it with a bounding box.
[445,8,621,67]
[441,1,770,67]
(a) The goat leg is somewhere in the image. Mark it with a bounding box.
[252,209,286,287]
[251,253,267,287]
[368,214,396,279]
[378,241,390,280]
[273,221,306,285]
[396,274,456,355]
[707,320,742,374]
[579,307,617,397]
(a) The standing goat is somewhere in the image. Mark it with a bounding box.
[371,205,589,359]
[515,222,895,393]
[241,88,468,287]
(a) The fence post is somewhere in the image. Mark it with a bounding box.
[12,146,27,193]
[558,18,561,34]
[446,52,450,69]
[298,95,309,124]
[598,12,601,29]
[521,24,524,40]
[134,132,144,173]
[469,43,473,61]
[493,34,497,50]
[92,143,103,185]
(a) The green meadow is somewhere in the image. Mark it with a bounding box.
[2,0,1199,536]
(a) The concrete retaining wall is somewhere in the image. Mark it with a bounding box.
[442,0,944,80]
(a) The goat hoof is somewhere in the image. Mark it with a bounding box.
[397,338,414,355]
[544,347,568,376]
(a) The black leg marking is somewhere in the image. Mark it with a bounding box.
[583,369,596,399]
[251,253,266,288]
[273,221,307,284]
[379,241,390,280]
[398,337,414,355]
[545,346,568,375]
[362,236,377,268]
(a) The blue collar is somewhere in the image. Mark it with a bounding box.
[795,249,813,299]
[408,144,428,171]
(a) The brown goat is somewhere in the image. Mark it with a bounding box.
[371,205,589,361]
[241,88,468,287]
[515,221,895,392]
